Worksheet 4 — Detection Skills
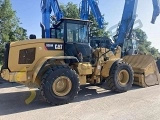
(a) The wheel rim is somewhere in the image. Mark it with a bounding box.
[52,76,72,97]
[118,70,129,86]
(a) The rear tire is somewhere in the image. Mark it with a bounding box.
[106,62,134,92]
[40,65,80,105]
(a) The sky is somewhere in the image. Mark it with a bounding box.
[10,0,160,51]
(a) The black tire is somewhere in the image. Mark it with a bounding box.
[40,65,80,105]
[106,62,134,92]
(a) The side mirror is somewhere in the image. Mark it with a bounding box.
[29,34,36,39]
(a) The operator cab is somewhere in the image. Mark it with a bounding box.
[50,18,92,62]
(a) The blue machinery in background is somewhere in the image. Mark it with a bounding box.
[152,0,160,24]
[41,0,160,50]
[113,0,160,49]
[80,0,104,29]
[41,0,63,38]
[80,0,160,49]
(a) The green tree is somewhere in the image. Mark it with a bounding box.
[60,2,79,19]
[0,0,28,63]
[133,28,159,59]
[88,12,109,37]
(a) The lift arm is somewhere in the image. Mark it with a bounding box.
[80,0,104,28]
[41,0,63,38]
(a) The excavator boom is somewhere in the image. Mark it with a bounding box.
[80,0,104,28]
[41,0,63,38]
[113,0,160,49]
[151,0,160,23]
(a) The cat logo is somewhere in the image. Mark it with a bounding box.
[45,43,63,50]
[55,44,63,50]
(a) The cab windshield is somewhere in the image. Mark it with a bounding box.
[67,23,88,43]
[50,19,89,43]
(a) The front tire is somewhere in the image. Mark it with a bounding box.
[106,62,134,92]
[40,66,80,105]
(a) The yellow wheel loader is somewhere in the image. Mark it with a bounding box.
[0,19,134,105]
[1,19,160,105]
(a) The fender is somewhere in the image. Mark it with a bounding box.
[101,59,122,78]
[32,56,79,83]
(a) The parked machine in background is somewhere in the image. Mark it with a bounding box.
[0,0,160,105]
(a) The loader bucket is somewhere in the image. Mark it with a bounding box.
[122,55,160,87]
